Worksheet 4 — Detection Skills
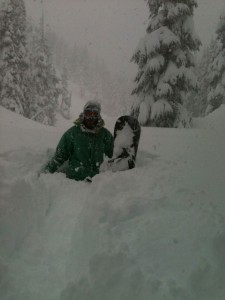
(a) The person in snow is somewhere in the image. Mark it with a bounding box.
[43,101,114,181]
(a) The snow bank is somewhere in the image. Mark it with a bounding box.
[193,104,225,130]
[0,106,63,153]
[0,105,225,300]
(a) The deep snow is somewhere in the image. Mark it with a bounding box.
[0,100,225,300]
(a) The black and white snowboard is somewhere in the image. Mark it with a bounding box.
[102,115,141,172]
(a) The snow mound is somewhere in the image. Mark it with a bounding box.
[0,106,64,153]
[0,103,225,300]
[194,104,225,130]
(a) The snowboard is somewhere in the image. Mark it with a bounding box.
[106,115,141,172]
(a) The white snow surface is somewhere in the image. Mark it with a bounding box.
[0,102,225,300]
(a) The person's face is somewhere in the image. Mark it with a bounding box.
[83,109,99,129]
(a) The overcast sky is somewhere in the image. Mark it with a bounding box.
[25,0,225,79]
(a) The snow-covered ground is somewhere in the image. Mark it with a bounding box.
[0,99,225,300]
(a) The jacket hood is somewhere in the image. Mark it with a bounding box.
[83,100,101,114]
[74,113,105,134]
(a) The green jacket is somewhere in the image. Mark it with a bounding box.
[45,122,114,181]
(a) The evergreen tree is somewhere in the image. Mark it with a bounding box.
[77,46,89,100]
[46,28,130,117]
[205,8,225,115]
[0,0,28,114]
[28,13,60,125]
[91,71,104,104]
[184,42,214,117]
[60,64,71,120]
[69,43,81,83]
[194,46,213,115]
[47,29,68,74]
[131,0,201,127]
[110,75,130,116]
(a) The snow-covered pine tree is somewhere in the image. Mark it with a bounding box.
[110,75,130,116]
[205,8,225,115]
[131,0,201,127]
[192,40,218,116]
[90,58,107,104]
[184,40,216,117]
[77,46,89,100]
[0,0,28,114]
[28,13,60,126]
[60,65,71,120]
[99,65,114,114]
[90,70,104,104]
